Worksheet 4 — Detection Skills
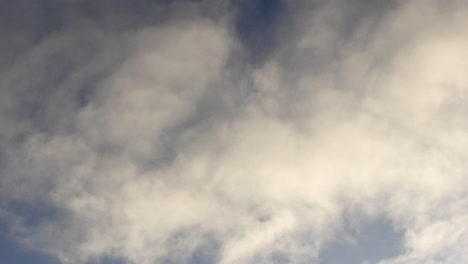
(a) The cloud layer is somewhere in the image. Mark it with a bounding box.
[1,1,467,264]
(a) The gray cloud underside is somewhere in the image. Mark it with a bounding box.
[1,0,467,264]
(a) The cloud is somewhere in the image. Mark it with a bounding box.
[1,0,467,264]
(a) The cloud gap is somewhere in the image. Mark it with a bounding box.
[320,215,403,264]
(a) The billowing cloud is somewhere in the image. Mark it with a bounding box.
[0,1,467,264]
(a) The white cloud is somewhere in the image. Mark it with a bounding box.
[1,1,467,264]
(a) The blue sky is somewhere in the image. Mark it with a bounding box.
[1,0,467,264]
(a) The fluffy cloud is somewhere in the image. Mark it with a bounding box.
[0,1,467,264]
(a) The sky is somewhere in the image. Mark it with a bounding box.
[0,0,467,264]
